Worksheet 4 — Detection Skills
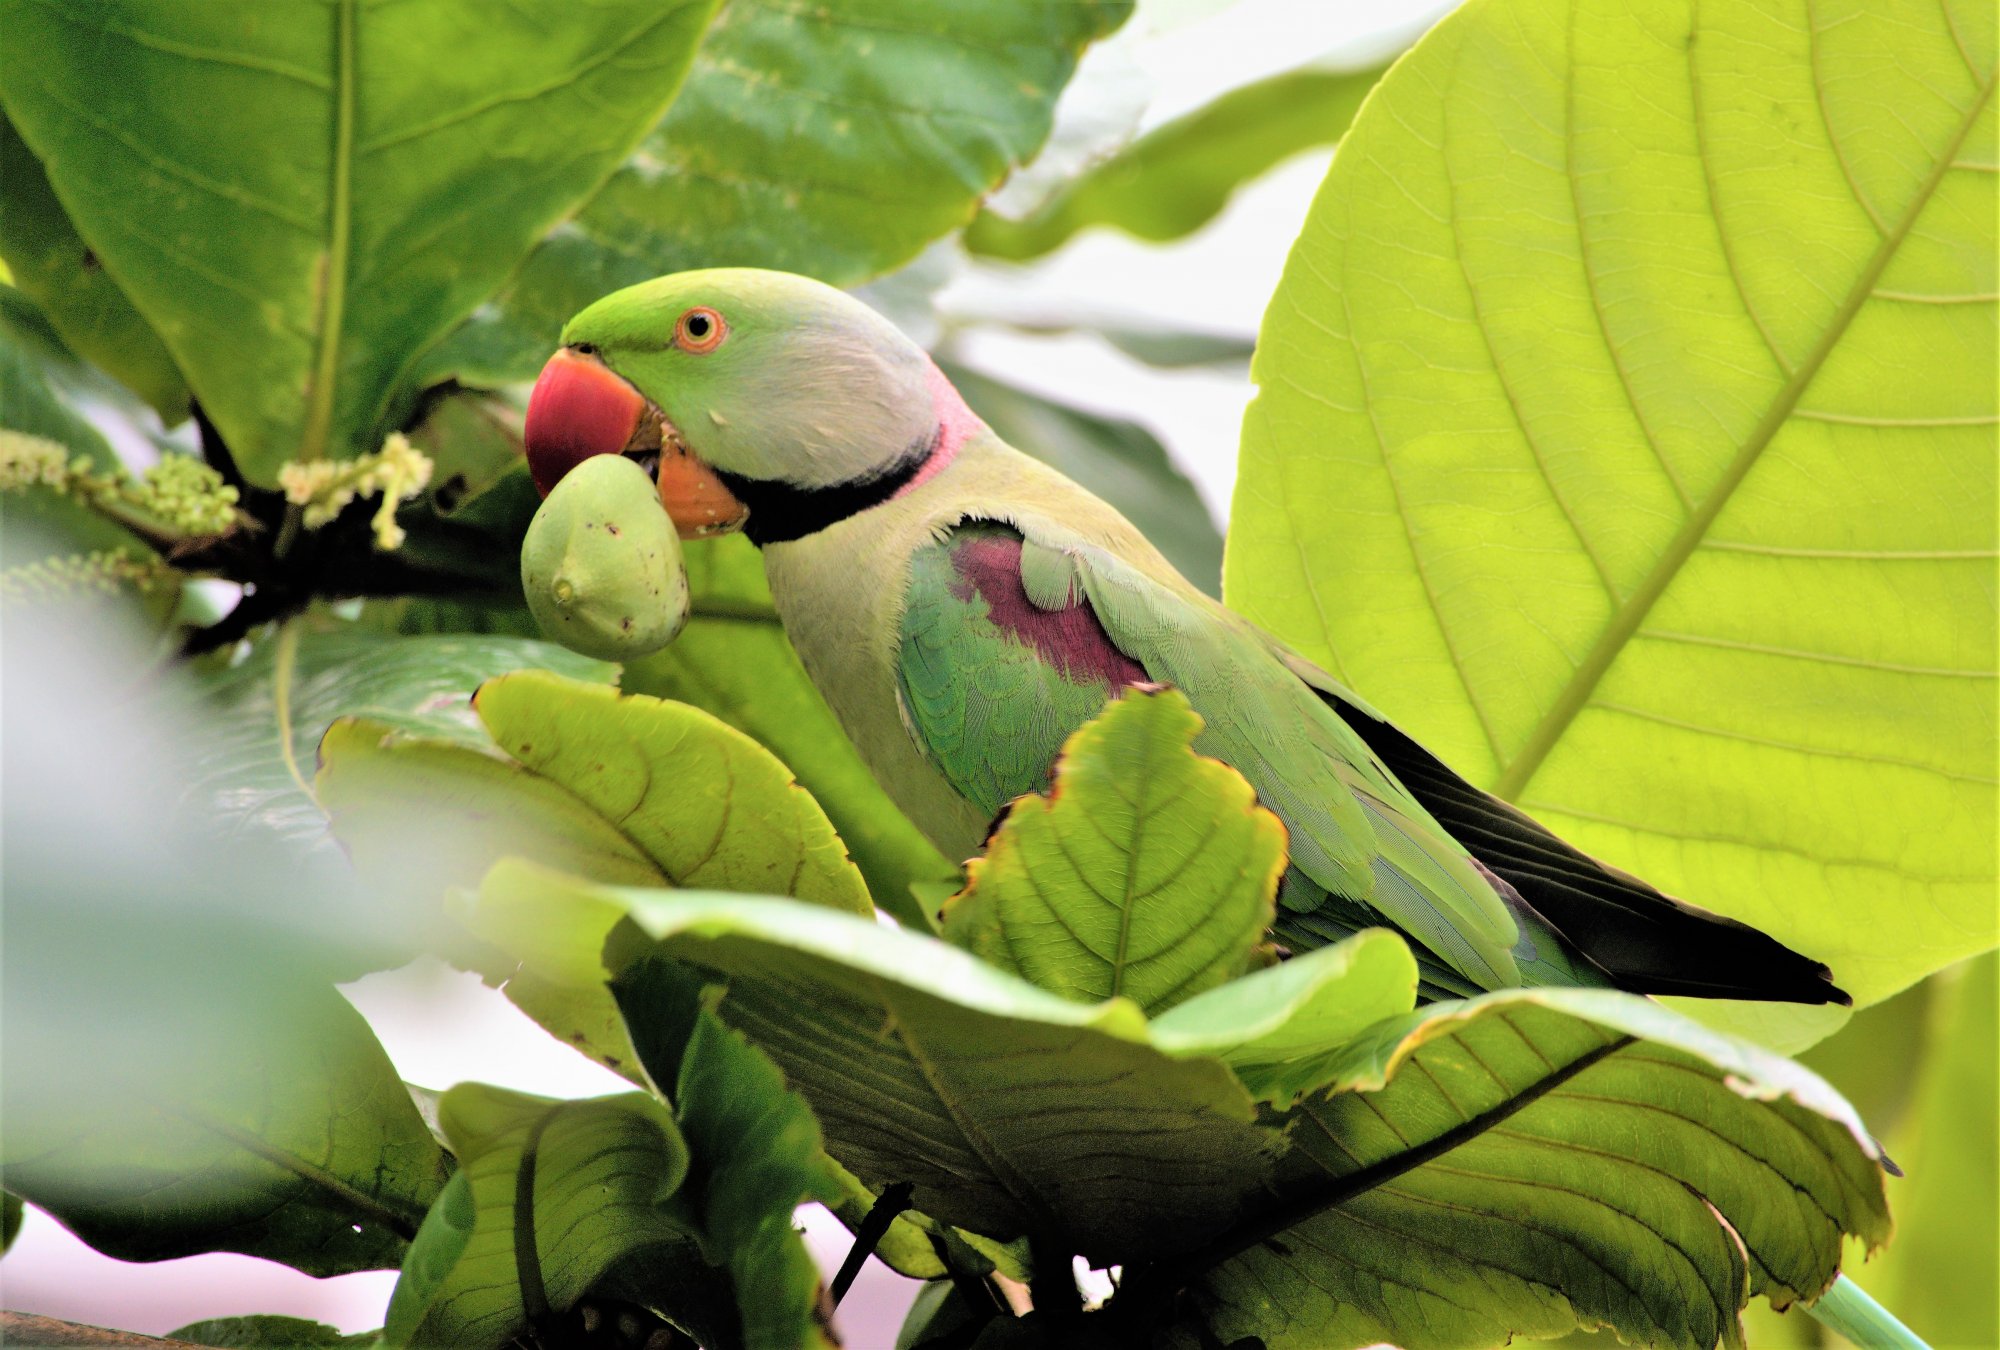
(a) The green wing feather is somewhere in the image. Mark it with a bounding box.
[898,517,1551,993]
[1019,531,1525,990]
[897,522,1135,818]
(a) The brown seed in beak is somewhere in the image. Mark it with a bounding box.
[657,441,749,539]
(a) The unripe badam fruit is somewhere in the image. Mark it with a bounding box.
[521,454,689,661]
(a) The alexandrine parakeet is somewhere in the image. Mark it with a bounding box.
[522,268,1845,1006]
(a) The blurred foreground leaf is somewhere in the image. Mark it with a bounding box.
[2,970,450,1277]
[1843,953,1999,1348]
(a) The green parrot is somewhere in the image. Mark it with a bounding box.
[522,267,1845,1006]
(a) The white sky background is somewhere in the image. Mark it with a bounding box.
[1,0,1449,1337]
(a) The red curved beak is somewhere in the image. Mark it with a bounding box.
[522,346,750,539]
[523,347,648,497]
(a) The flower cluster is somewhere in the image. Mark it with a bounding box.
[0,431,77,492]
[0,548,176,601]
[0,431,241,539]
[128,453,240,537]
[277,432,435,550]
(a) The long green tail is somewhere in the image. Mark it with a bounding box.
[1806,1275,1928,1349]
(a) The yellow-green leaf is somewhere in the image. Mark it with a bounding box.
[473,670,869,916]
[943,688,1286,1015]
[1228,0,1998,1014]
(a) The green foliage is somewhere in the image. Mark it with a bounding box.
[188,625,613,844]
[2,970,450,1277]
[384,1087,693,1347]
[320,670,871,1076]
[965,58,1393,261]
[0,0,717,482]
[629,979,845,1350]
[473,869,1285,1265]
[475,672,869,914]
[0,114,187,419]
[469,858,1893,1348]
[2,0,1987,1343]
[1228,0,1998,1018]
[1145,930,1419,1104]
[380,1008,839,1350]
[428,0,1133,387]
[1188,987,1891,1350]
[169,1317,371,1349]
[1839,955,1999,1348]
[943,688,1286,1013]
[0,292,157,566]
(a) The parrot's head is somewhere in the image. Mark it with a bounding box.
[523,268,980,544]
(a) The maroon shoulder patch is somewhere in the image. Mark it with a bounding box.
[949,531,1147,690]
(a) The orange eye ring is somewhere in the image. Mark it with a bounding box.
[674,306,727,354]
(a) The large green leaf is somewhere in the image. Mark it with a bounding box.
[475,671,868,914]
[427,0,1132,387]
[319,671,868,1074]
[317,717,663,920]
[468,867,1284,1265]
[1185,989,1893,1350]
[188,623,612,845]
[0,0,716,481]
[942,688,1285,1014]
[1148,930,1420,1103]
[1840,953,1998,1348]
[382,1087,693,1348]
[2,970,450,1277]
[0,114,187,418]
[944,361,1225,595]
[1228,0,1998,1013]
[2,607,451,1277]
[384,1019,838,1350]
[622,536,958,928]
[619,975,843,1350]
[965,58,1393,262]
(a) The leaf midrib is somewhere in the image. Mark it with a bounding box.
[1492,59,1999,802]
[160,1096,427,1241]
[298,0,356,465]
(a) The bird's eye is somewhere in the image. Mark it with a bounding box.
[675,306,726,354]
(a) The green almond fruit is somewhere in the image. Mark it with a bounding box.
[520,454,689,661]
